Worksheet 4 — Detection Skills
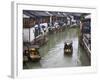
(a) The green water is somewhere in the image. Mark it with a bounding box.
[23,27,90,69]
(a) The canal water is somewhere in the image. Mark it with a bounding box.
[23,27,90,69]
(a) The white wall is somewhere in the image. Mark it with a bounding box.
[67,17,71,25]
[23,27,35,42]
[30,27,35,42]
[23,28,30,42]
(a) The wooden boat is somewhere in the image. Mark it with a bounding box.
[28,46,41,61]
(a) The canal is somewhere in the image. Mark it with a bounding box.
[23,27,90,69]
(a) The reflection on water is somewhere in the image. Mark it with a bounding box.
[23,28,90,69]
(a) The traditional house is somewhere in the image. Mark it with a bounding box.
[23,10,50,46]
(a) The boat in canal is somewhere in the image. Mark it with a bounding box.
[27,45,41,61]
[28,47,41,61]
[64,41,73,55]
[23,44,41,62]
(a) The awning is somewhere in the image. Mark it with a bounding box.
[23,10,35,18]
[24,10,50,17]
[49,12,64,17]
